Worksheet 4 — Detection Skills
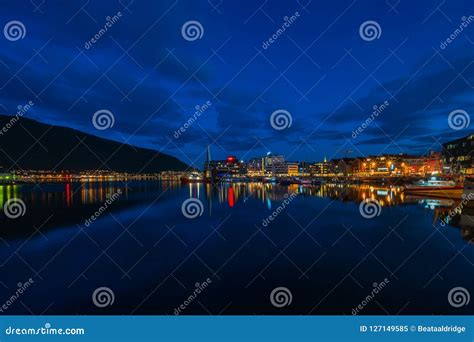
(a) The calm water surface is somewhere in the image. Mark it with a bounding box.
[0,181,473,314]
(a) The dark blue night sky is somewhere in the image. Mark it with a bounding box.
[1,0,473,168]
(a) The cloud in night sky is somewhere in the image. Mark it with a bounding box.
[0,0,473,168]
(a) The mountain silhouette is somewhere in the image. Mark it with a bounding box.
[0,115,188,173]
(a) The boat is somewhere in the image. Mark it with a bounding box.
[463,176,474,200]
[220,176,249,183]
[404,177,463,198]
[180,172,203,183]
[299,179,312,186]
[263,177,277,184]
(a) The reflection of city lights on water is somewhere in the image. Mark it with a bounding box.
[8,182,467,238]
[228,187,234,208]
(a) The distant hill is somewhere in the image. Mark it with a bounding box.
[0,115,188,172]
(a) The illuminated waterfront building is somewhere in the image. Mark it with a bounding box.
[247,157,265,176]
[442,134,474,174]
[423,151,443,175]
[204,157,246,179]
[203,146,246,179]
[310,157,331,176]
[246,153,289,176]
[400,155,425,175]
[264,153,287,176]
[400,152,442,176]
[354,155,400,176]
[332,158,355,176]
[349,153,443,177]
[298,161,311,175]
[286,162,299,176]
